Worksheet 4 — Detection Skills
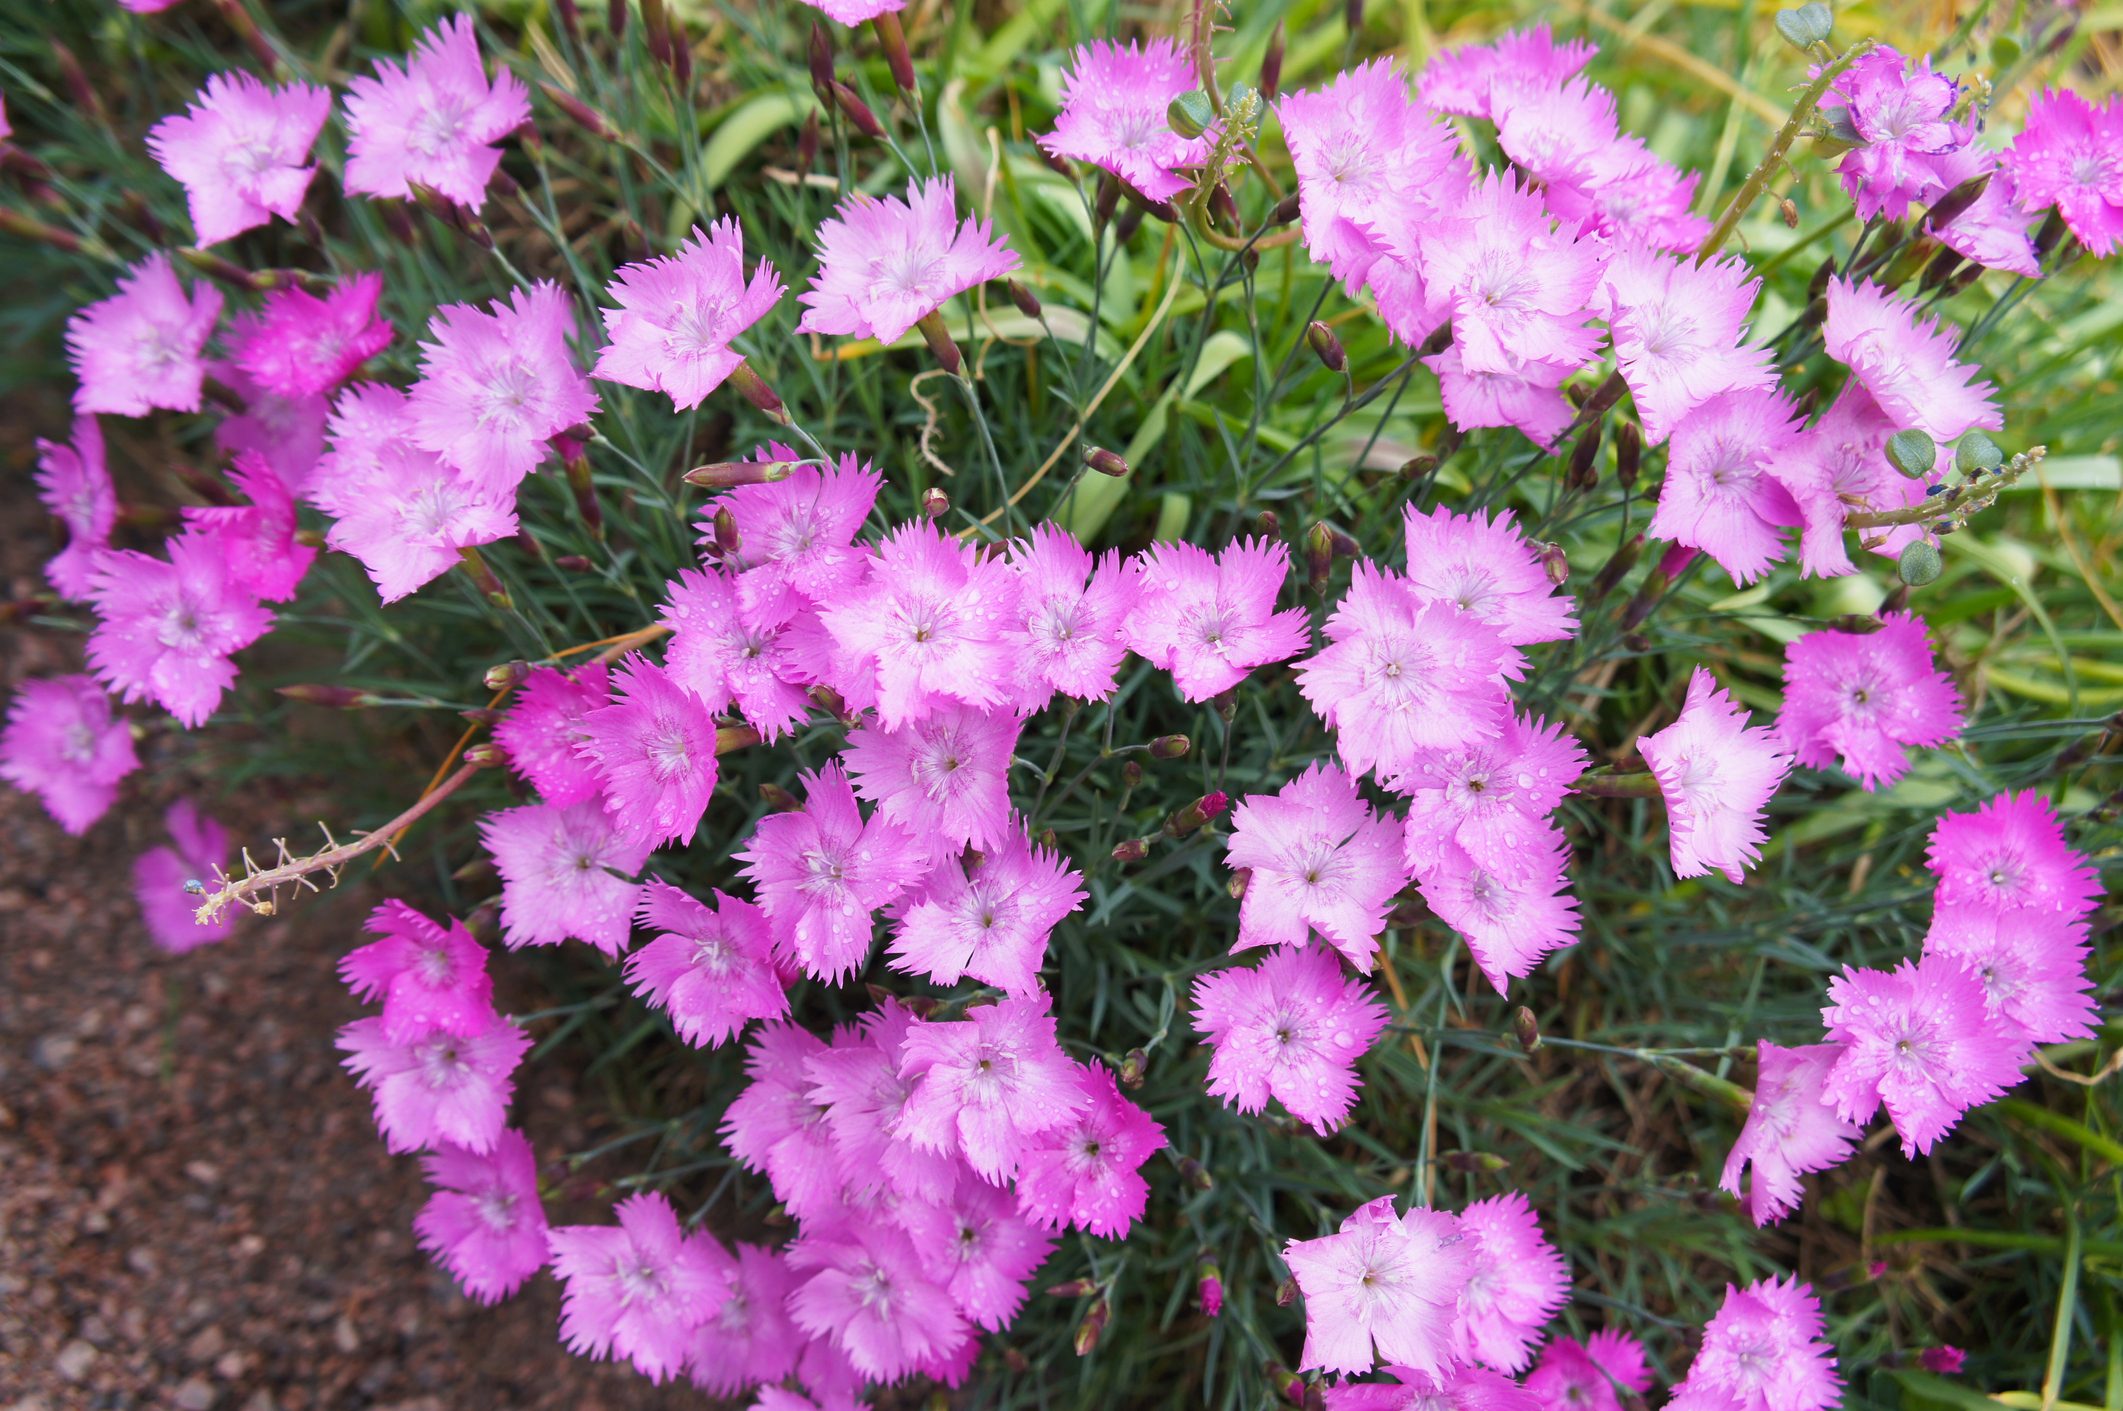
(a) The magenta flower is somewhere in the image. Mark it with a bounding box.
[1297,563,1513,787]
[182,453,317,603]
[1667,1277,1840,1411]
[796,176,1019,344]
[844,704,1023,860]
[685,1242,801,1396]
[896,993,1088,1184]
[209,359,329,498]
[660,568,813,742]
[625,882,788,1049]
[1525,1331,1652,1411]
[337,1015,532,1155]
[737,761,926,982]
[1779,612,1963,790]
[1324,1364,1543,1411]
[1425,345,1575,449]
[312,383,520,603]
[1822,953,2029,1155]
[574,658,722,848]
[1414,834,1580,995]
[1452,1192,1569,1373]
[593,219,784,411]
[1285,1197,1472,1377]
[1002,524,1138,709]
[87,532,273,729]
[146,71,328,246]
[547,1192,732,1384]
[1224,761,1404,971]
[413,1129,549,1304]
[1193,945,1388,1134]
[1015,1062,1166,1239]
[340,900,497,1042]
[819,519,1020,727]
[1647,388,1806,585]
[1400,713,1587,883]
[492,660,608,806]
[788,1221,972,1385]
[1600,248,1774,446]
[1040,39,1209,202]
[133,798,233,953]
[1822,47,1964,222]
[1404,504,1577,647]
[1823,277,2000,441]
[66,253,223,417]
[897,1177,1057,1331]
[343,14,530,209]
[1420,172,1606,377]
[798,0,906,24]
[1719,1041,1861,1227]
[409,282,599,493]
[1924,907,2097,1048]
[479,799,652,954]
[1419,25,1595,120]
[1638,668,1792,884]
[2006,88,2123,258]
[226,274,395,400]
[722,1022,847,1219]
[706,447,881,618]
[34,416,114,600]
[1773,384,1925,578]
[1927,146,2040,279]
[889,828,1084,995]
[1926,791,2101,924]
[1,675,138,836]
[1126,537,1312,702]
[804,1001,965,1204]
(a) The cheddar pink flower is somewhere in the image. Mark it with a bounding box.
[1400,713,1588,883]
[1040,39,1209,202]
[479,799,652,954]
[722,1023,846,1219]
[1403,504,1577,647]
[1,675,138,836]
[1638,668,1792,883]
[706,449,881,619]
[593,218,784,411]
[1414,834,1581,995]
[788,1221,971,1385]
[1425,345,1575,449]
[67,254,223,417]
[491,660,608,806]
[1525,1332,1652,1411]
[2006,88,2123,258]
[1420,172,1606,376]
[133,799,234,953]
[414,1130,549,1304]
[1824,277,2000,441]
[1193,945,1388,1134]
[1126,537,1312,702]
[1601,248,1774,446]
[796,176,1019,344]
[87,532,273,729]
[182,453,316,603]
[896,994,1088,1184]
[1647,389,1806,586]
[344,15,531,209]
[1014,1063,1166,1239]
[1452,1192,1569,1373]
[337,1016,532,1155]
[889,829,1084,995]
[1926,791,2101,924]
[658,568,811,743]
[1667,1278,1840,1411]
[147,72,329,246]
[1003,524,1138,708]
[843,704,1022,859]
[685,1243,802,1396]
[1720,1041,1861,1227]
[1779,612,1963,790]
[340,900,497,1041]
[409,282,599,493]
[897,1178,1056,1331]
[34,417,114,600]
[547,1192,732,1384]
[226,274,394,400]
[1419,25,1595,120]
[1283,1197,1472,1377]
[1224,761,1405,971]
[574,658,722,848]
[625,882,788,1049]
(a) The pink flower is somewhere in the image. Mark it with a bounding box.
[685,1242,802,1396]
[492,661,609,805]
[87,532,273,729]
[1719,1041,1862,1227]
[343,14,530,209]
[1600,248,1774,446]
[798,0,906,23]
[898,1177,1058,1331]
[311,383,519,603]
[146,71,328,246]
[1925,791,2101,923]
[340,900,497,1041]
[2006,88,2123,258]
[659,568,813,741]
[1039,39,1210,203]
[1924,907,2097,1048]
[1425,345,1575,449]
[1493,78,1618,188]
[1400,713,1587,882]
[226,274,395,399]
[1773,384,1924,578]
[788,1221,972,1385]
[804,1001,965,1204]
[133,799,233,953]
[1414,835,1580,995]
[409,282,599,493]
[1452,1192,1569,1373]
[337,1015,532,1155]
[705,447,881,619]
[624,882,788,1048]
[1823,277,2000,441]
[844,705,1023,860]
[1192,945,1389,1133]
[593,219,784,410]
[182,453,317,602]
[889,828,1084,995]
[1404,504,1577,647]
[119,0,187,11]
[1325,1364,1543,1411]
[413,1130,549,1304]
[819,519,1020,728]
[1778,612,1962,790]
[1638,668,1792,883]
[1667,1277,1840,1411]
[896,993,1088,1183]
[547,1192,732,1384]
[574,658,722,848]
[479,799,652,954]
[1821,953,2028,1156]
[1823,48,1964,222]
[1002,524,1138,708]
[1419,172,1606,376]
[1927,147,2040,279]
[1015,1062,1166,1238]
[1920,1347,1967,1376]
[1224,761,1404,971]
[737,761,926,982]
[210,361,329,499]
[1126,537,1312,702]
[796,176,1019,344]
[1544,137,1711,253]
[34,416,115,600]
[1647,389,1806,585]
[66,253,223,417]
[1284,1196,1472,1377]
[1,675,137,836]
[1297,563,1513,786]
[1419,25,1595,120]
[1525,1331,1652,1411]
[723,1022,848,1218]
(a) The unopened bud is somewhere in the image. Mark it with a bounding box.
[1443,1149,1511,1174]
[1587,533,1643,602]
[807,22,835,93]
[1111,837,1151,864]
[1615,420,1641,488]
[727,364,788,423]
[1513,1006,1541,1053]
[1007,279,1042,319]
[686,459,797,489]
[554,554,593,572]
[485,660,531,692]
[1886,428,1937,479]
[1148,733,1191,760]
[463,742,508,768]
[1305,320,1346,373]
[1567,426,1601,490]
[1262,21,1286,99]
[714,724,761,756]
[1120,759,1143,790]
[1197,1254,1224,1316]
[1897,538,1944,587]
[1094,172,1121,225]
[1085,446,1130,477]
[916,310,963,375]
[759,782,801,812]
[1074,1297,1109,1356]
[1537,541,1570,587]
[538,81,617,140]
[828,81,884,139]
[1046,1278,1097,1299]
[275,684,375,709]
[796,109,821,169]
[713,506,742,557]
[1345,0,1365,35]
[1275,1277,1300,1307]
[1176,1155,1213,1190]
[1306,521,1334,593]
[1168,90,1215,140]
[1400,453,1437,480]
[1255,508,1281,537]
[1165,792,1227,838]
[1271,191,1302,227]
[1108,1048,1146,1089]
[1117,181,1179,224]
[920,486,949,519]
[1955,430,2003,473]
[1113,203,1145,244]
[1227,867,1250,900]
[1268,1363,1308,1406]
[1209,182,1239,230]
[809,684,856,724]
[875,11,918,96]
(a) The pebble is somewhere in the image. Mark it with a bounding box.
[54,1339,96,1381]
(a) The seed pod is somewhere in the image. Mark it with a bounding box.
[1886,428,1936,479]
[1897,539,1943,586]
[1537,541,1570,587]
[1306,320,1346,373]
[1168,90,1215,140]
[1955,430,2003,473]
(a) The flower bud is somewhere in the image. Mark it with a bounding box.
[1119,759,1144,791]
[1443,1149,1511,1174]
[1275,1276,1299,1307]
[1117,181,1179,224]
[1536,541,1570,587]
[538,81,618,140]
[796,109,821,170]
[1149,733,1191,759]
[1165,792,1227,838]
[1007,279,1042,319]
[1897,538,1944,587]
[809,684,857,724]
[1074,1296,1110,1356]
[1305,320,1345,373]
[1344,0,1365,35]
[1119,1048,1148,1088]
[1567,425,1601,490]
[1177,1155,1214,1190]
[1267,1363,1307,1406]
[1113,203,1145,244]
[1094,172,1121,225]
[712,506,742,558]
[1255,508,1281,537]
[1168,90,1216,140]
[276,684,376,709]
[758,782,802,812]
[1513,1005,1541,1053]
[875,11,918,97]
[1615,420,1641,488]
[828,81,885,139]
[1262,21,1285,99]
[918,485,950,519]
[807,21,835,94]
[715,724,761,756]
[727,364,789,423]
[1036,826,1060,852]
[554,553,594,572]
[1209,182,1239,230]
[1587,533,1642,603]
[1271,191,1302,227]
[1046,1278,1096,1298]
[1955,430,2003,473]
[1886,428,1936,479]
[1196,1254,1224,1316]
[1085,446,1131,477]
[916,310,963,375]
[686,459,796,488]
[1306,521,1334,593]
[463,742,508,768]
[1111,837,1151,864]
[1226,867,1250,900]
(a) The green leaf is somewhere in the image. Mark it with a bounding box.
[701,90,816,190]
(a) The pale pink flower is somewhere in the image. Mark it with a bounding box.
[1419,25,1595,120]
[804,1001,965,1204]
[414,1130,549,1304]
[1926,146,2040,279]
[898,1177,1058,1331]
[547,1192,732,1384]
[1404,504,1577,647]
[685,1243,802,1397]
[409,282,599,493]
[704,448,881,619]
[1014,1062,1166,1239]
[1600,248,1774,445]
[1224,761,1405,971]
[67,253,223,417]
[1647,388,1806,585]
[2006,88,2123,258]
[1453,1192,1569,1373]
[1924,907,2097,1048]
[1638,669,1792,883]
[1324,1364,1543,1411]
[1039,39,1209,203]
[133,799,233,953]
[337,1016,532,1155]
[1667,1277,1840,1411]
[1543,137,1710,253]
[796,176,1019,344]
[625,882,788,1049]
[593,219,784,410]
[491,660,608,806]
[1002,524,1138,708]
[843,704,1023,859]
[1925,790,2101,924]
[479,799,652,955]
[1,675,138,836]
[574,658,722,848]
[182,453,316,602]
[1284,1196,1472,1377]
[226,274,395,399]
[889,828,1084,995]
[1719,1041,1861,1227]
[1823,277,2000,441]
[146,71,328,245]
[1419,172,1606,376]
[340,899,497,1041]
[343,14,531,209]
[1778,612,1963,790]
[1400,713,1588,882]
[787,1221,972,1385]
[659,568,813,742]
[210,360,329,499]
[723,1022,847,1218]
[1493,78,1618,189]
[1125,537,1312,702]
[1414,834,1580,995]
[34,416,115,600]
[1424,345,1575,449]
[1193,945,1388,1134]
[87,532,273,729]
[1772,384,1926,578]
[895,993,1087,1184]
[799,0,906,23]
[1525,1332,1652,1411]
